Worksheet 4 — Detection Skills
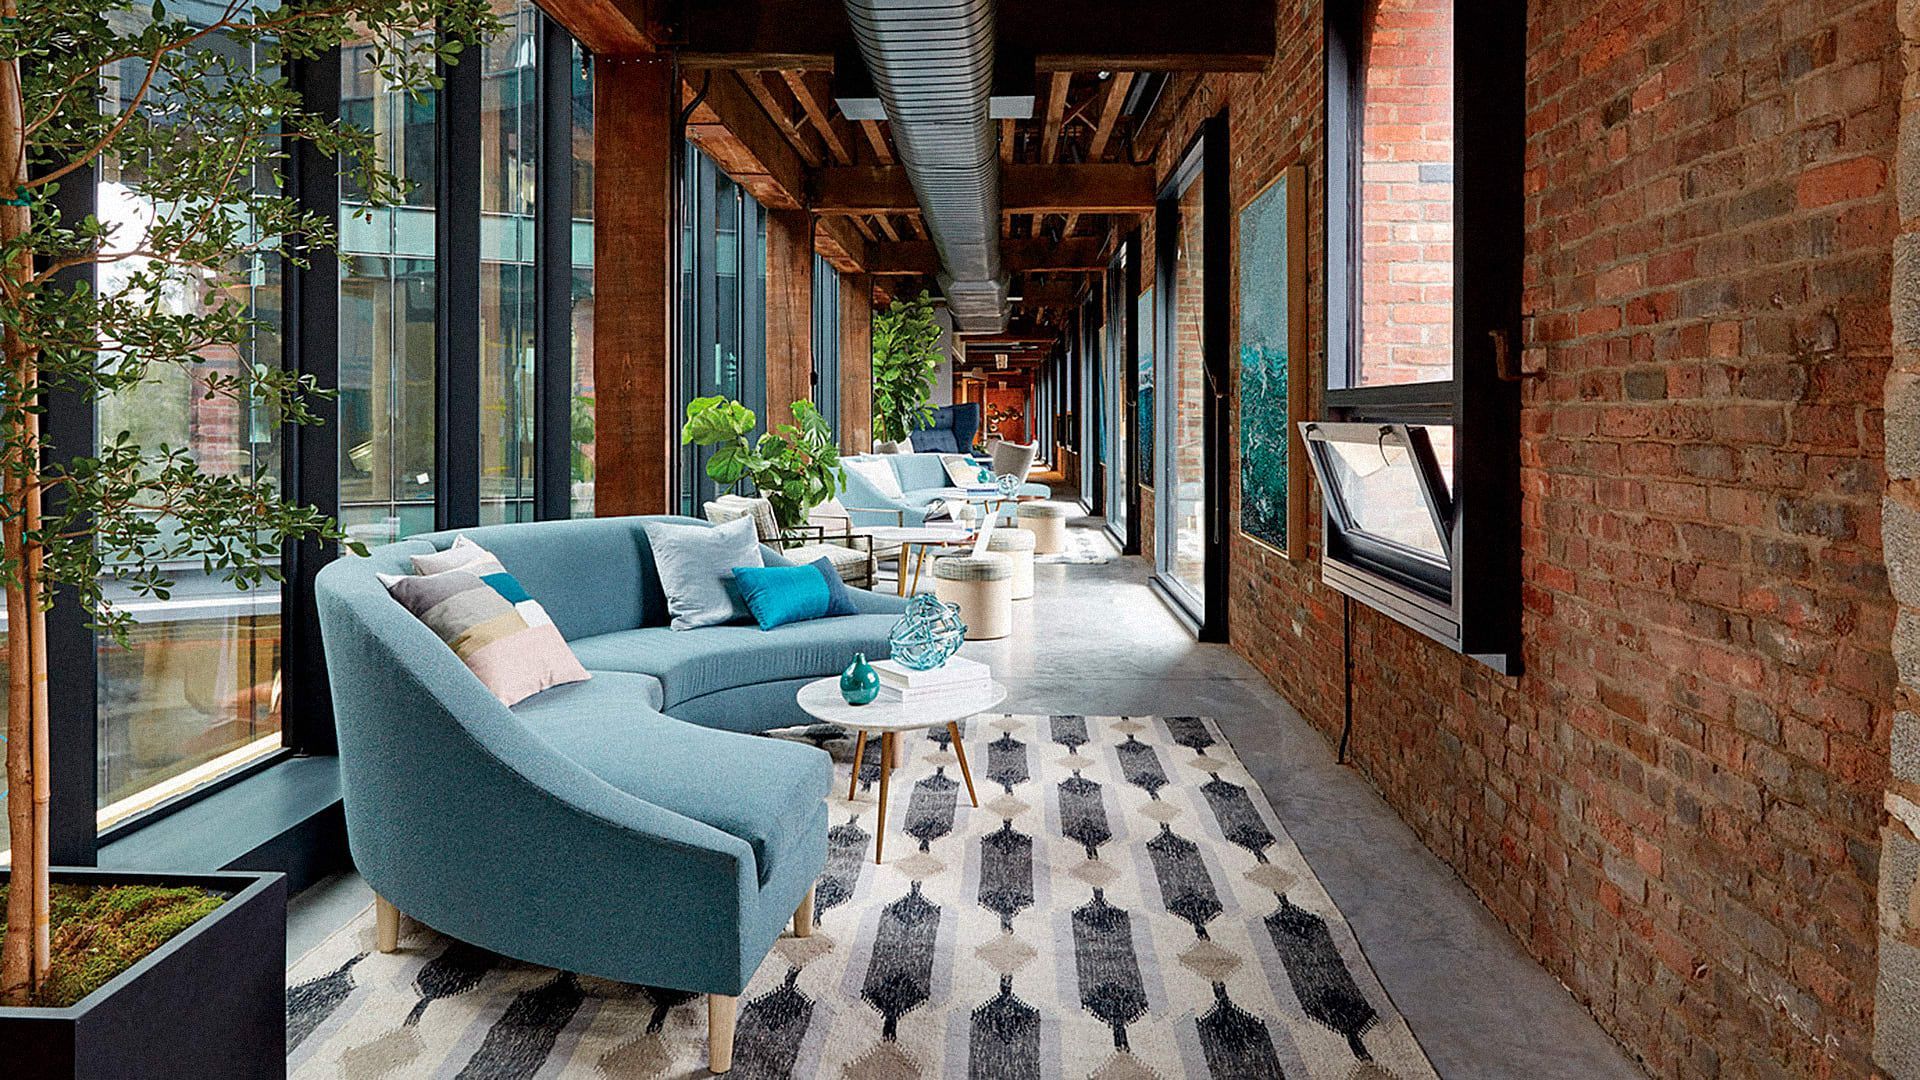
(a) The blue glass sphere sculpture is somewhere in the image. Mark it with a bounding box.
[888,593,967,670]
[996,473,1020,497]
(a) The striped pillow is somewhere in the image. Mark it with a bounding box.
[380,539,589,707]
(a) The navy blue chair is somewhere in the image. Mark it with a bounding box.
[908,402,981,454]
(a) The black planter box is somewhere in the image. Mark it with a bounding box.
[0,866,286,1080]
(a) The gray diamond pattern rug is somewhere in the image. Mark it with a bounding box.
[287,715,1437,1078]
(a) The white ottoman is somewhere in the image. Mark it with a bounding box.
[932,553,1014,640]
[984,527,1036,600]
[1016,501,1071,554]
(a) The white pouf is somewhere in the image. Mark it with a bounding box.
[932,553,1014,640]
[984,527,1036,600]
[1016,501,1071,554]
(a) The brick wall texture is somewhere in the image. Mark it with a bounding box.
[1117,0,1903,1075]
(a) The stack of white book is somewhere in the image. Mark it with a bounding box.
[872,655,992,705]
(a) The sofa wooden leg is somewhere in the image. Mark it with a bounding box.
[708,994,738,1074]
[374,894,402,953]
[794,886,815,938]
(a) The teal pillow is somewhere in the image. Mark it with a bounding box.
[732,564,831,630]
[807,556,861,617]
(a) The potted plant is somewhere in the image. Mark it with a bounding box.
[0,0,497,1073]
[681,397,845,531]
[870,291,943,452]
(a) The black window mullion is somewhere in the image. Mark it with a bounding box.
[533,16,574,520]
[41,148,98,863]
[436,36,481,530]
[283,45,343,756]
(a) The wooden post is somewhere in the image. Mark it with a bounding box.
[592,55,675,516]
[839,272,872,453]
[764,209,813,430]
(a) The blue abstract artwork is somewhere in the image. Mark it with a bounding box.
[1237,172,1295,554]
[1137,286,1154,487]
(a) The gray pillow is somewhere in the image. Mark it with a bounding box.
[643,516,764,630]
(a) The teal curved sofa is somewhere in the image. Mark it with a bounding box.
[313,515,906,1073]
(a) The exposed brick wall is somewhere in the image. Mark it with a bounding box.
[1121,0,1901,1075]
[1358,0,1457,386]
[1876,0,1920,1068]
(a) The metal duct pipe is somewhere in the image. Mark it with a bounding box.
[843,0,1008,333]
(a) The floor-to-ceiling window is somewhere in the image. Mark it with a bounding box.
[1160,150,1209,609]
[678,146,767,512]
[811,254,841,438]
[1104,248,1132,546]
[478,0,540,525]
[92,9,288,827]
[339,31,438,547]
[569,42,596,518]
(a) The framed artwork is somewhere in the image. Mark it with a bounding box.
[1236,163,1309,558]
[1136,285,1154,487]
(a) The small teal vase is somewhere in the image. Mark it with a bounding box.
[840,653,880,706]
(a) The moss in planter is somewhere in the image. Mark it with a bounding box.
[0,883,224,1007]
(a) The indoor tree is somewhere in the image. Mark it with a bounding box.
[681,396,844,530]
[0,0,499,1004]
[870,290,943,447]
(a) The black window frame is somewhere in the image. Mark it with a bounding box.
[1319,0,1525,674]
[1152,113,1231,642]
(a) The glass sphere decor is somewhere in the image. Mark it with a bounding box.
[996,473,1020,498]
[888,594,968,671]
[840,652,880,706]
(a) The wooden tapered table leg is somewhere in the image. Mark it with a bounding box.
[874,732,894,863]
[848,730,867,800]
[896,543,910,596]
[947,721,980,807]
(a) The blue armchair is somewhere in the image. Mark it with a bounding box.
[314,516,907,1073]
[908,402,980,453]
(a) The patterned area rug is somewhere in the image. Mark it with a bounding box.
[1035,530,1114,565]
[287,715,1435,1079]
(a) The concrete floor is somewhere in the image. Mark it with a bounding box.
[289,514,1643,1079]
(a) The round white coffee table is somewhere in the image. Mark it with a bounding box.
[796,676,1008,862]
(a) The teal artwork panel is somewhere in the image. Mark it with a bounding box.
[1237,174,1291,552]
[1137,286,1155,486]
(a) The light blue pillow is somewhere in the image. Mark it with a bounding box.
[808,556,861,617]
[642,516,763,630]
[733,564,832,630]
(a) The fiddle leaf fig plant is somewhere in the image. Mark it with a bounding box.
[870,290,943,445]
[681,396,844,530]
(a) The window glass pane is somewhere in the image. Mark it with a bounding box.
[340,33,438,546]
[1169,169,1208,603]
[1322,426,1452,561]
[479,0,539,525]
[93,9,285,827]
[1106,263,1129,533]
[1358,0,1454,387]
[571,42,596,518]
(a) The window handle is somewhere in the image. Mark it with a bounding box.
[1491,329,1541,382]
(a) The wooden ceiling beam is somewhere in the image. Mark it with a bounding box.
[1041,72,1071,164]
[815,215,866,274]
[534,0,663,57]
[814,163,1155,215]
[666,0,1276,72]
[682,71,806,209]
[738,70,826,168]
[780,70,854,165]
[859,119,893,165]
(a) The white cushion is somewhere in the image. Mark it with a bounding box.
[941,454,990,487]
[641,515,764,630]
[845,456,905,500]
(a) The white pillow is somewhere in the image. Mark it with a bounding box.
[941,454,990,487]
[845,457,905,500]
[642,515,764,631]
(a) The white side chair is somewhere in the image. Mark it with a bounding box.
[932,552,1014,639]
